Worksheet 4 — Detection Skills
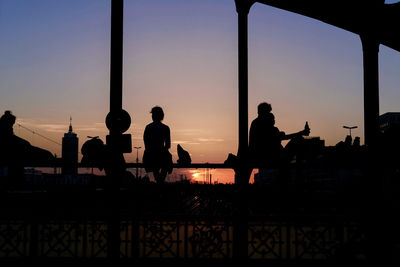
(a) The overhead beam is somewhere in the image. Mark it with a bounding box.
[256,0,400,52]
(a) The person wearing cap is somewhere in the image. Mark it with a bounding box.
[143,106,173,184]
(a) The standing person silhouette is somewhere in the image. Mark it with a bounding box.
[143,106,173,184]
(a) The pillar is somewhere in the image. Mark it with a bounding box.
[361,34,380,149]
[234,0,254,262]
[107,0,124,260]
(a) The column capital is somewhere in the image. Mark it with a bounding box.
[235,0,255,14]
[360,34,380,53]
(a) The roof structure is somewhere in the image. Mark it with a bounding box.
[256,1,400,51]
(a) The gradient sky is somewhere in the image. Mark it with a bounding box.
[1,0,400,183]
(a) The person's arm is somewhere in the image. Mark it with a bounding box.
[249,121,256,149]
[281,124,310,140]
[165,126,171,150]
[281,131,302,140]
[143,126,149,149]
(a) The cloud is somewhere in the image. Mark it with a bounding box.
[197,138,224,142]
[34,124,66,133]
[172,140,190,144]
[16,119,107,134]
[15,120,66,133]
[172,140,201,145]
[76,126,106,132]
[174,128,208,136]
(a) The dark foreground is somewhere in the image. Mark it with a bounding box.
[1,168,400,265]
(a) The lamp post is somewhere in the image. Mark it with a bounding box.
[343,125,358,137]
[134,146,141,179]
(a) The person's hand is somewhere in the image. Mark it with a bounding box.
[302,128,310,136]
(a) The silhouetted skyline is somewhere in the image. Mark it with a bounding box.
[1,2,399,263]
[1,0,400,180]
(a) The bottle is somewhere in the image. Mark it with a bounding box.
[304,121,310,136]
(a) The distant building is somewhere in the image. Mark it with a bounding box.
[254,168,279,184]
[62,118,78,176]
[379,113,400,164]
[302,136,325,158]
[380,112,400,134]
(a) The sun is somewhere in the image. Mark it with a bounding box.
[192,172,200,178]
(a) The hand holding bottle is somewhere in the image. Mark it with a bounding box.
[303,121,310,136]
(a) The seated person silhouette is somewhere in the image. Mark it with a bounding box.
[142,106,173,184]
[0,111,55,184]
[81,136,110,174]
[177,144,191,166]
[81,135,133,180]
[249,102,310,168]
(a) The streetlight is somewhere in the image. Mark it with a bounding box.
[134,146,141,179]
[343,126,358,137]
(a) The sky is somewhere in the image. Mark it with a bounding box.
[1,0,400,183]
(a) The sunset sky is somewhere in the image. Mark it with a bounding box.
[1,0,400,183]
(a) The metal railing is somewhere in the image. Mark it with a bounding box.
[0,163,398,264]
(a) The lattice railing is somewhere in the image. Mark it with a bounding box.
[0,219,363,260]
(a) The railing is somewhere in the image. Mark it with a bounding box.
[1,163,398,264]
[0,217,363,260]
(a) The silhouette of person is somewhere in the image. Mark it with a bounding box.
[177,144,191,166]
[81,136,110,174]
[249,102,310,168]
[143,106,173,184]
[0,111,55,185]
[249,104,282,167]
[0,110,15,136]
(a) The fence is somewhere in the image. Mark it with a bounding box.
[1,163,398,264]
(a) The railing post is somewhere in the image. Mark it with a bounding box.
[82,221,88,258]
[131,219,139,259]
[29,220,39,259]
[184,220,189,258]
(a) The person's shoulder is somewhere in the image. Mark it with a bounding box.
[250,117,260,126]
[12,135,31,147]
[144,122,156,132]
[148,121,159,127]
[162,123,170,131]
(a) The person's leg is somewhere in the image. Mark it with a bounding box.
[277,150,291,192]
[153,168,162,184]
[158,169,167,183]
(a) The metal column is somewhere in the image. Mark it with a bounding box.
[361,34,380,149]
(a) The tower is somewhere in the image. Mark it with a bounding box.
[62,117,78,176]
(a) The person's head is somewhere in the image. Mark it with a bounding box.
[258,102,272,116]
[151,106,164,122]
[266,112,275,126]
[0,110,16,131]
